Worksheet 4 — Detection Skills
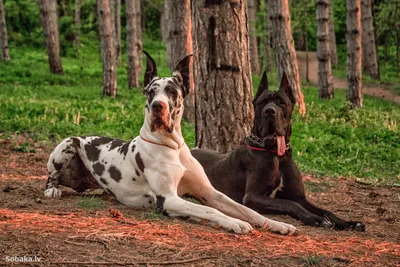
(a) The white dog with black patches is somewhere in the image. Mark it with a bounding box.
[44,52,297,235]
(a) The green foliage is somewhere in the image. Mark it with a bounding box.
[77,196,103,209]
[301,255,321,267]
[12,142,36,153]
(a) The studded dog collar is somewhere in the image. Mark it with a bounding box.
[246,134,290,155]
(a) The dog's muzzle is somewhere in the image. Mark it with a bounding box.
[150,101,170,132]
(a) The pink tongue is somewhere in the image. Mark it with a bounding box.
[276,135,286,156]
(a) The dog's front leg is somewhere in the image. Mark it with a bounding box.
[145,165,252,234]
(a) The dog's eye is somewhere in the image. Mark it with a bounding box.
[278,99,285,105]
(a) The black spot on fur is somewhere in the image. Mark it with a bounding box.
[135,152,145,172]
[107,188,116,197]
[131,144,136,153]
[100,177,108,185]
[52,159,63,171]
[84,144,100,162]
[135,169,140,176]
[109,139,124,150]
[118,142,130,157]
[148,200,153,204]
[109,165,122,182]
[132,177,136,181]
[144,194,150,198]
[156,195,167,215]
[93,162,105,176]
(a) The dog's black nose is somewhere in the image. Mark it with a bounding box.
[151,101,163,112]
[265,107,277,116]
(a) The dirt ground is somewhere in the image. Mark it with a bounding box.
[0,137,399,266]
[296,51,400,105]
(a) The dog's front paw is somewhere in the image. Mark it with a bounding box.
[265,219,297,235]
[222,218,253,234]
[44,188,62,198]
[335,221,366,232]
[302,214,333,228]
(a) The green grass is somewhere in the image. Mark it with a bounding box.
[0,42,399,185]
[77,196,103,209]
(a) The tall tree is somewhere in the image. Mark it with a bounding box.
[248,0,261,74]
[74,0,80,57]
[164,0,194,122]
[346,0,363,107]
[38,0,64,74]
[361,0,379,80]
[316,0,334,99]
[192,0,254,153]
[328,0,338,65]
[264,0,272,72]
[97,0,117,97]
[115,0,121,64]
[126,0,142,88]
[270,0,305,115]
[0,0,9,62]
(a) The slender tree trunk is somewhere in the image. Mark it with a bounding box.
[97,0,117,97]
[361,0,379,80]
[126,0,142,88]
[164,0,194,123]
[192,0,254,153]
[248,0,261,74]
[38,0,64,74]
[0,0,9,62]
[305,31,309,82]
[74,0,81,57]
[115,0,121,64]
[396,0,399,77]
[328,0,338,65]
[316,0,334,99]
[109,0,116,49]
[269,0,305,115]
[346,0,363,107]
[297,27,306,51]
[264,0,272,72]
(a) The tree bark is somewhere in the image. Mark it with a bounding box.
[126,0,142,88]
[192,0,254,153]
[74,0,80,57]
[0,0,9,62]
[115,0,121,64]
[97,0,117,97]
[248,0,261,74]
[316,0,334,99]
[269,0,305,115]
[328,0,338,65]
[264,0,272,72]
[346,0,363,107]
[361,0,379,80]
[164,0,194,123]
[38,0,64,74]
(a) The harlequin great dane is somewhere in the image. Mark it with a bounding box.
[191,72,366,231]
[44,52,297,235]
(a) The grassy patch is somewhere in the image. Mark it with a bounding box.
[0,43,399,185]
[301,255,321,267]
[304,181,331,193]
[77,196,103,209]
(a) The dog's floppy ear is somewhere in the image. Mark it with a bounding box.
[173,54,193,98]
[254,71,269,101]
[143,51,158,88]
[279,72,296,104]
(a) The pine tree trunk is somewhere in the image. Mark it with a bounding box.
[316,0,334,99]
[346,0,363,107]
[97,0,117,97]
[248,0,261,74]
[361,0,379,80]
[296,27,306,51]
[0,0,9,62]
[264,0,272,72]
[74,0,80,57]
[38,0,64,74]
[305,31,309,82]
[115,0,121,64]
[328,0,338,65]
[126,0,142,88]
[269,0,305,115]
[109,0,116,49]
[192,0,254,153]
[164,0,194,123]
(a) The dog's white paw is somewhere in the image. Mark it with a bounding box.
[44,188,62,198]
[223,218,253,234]
[265,219,297,235]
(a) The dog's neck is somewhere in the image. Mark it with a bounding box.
[140,109,184,150]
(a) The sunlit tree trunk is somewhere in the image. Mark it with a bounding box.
[316,0,334,99]
[126,0,142,88]
[38,0,64,74]
[0,0,9,62]
[248,0,261,74]
[98,0,117,97]
[115,0,121,64]
[74,0,80,57]
[270,0,305,114]
[346,0,363,107]
[264,0,272,72]
[328,0,338,65]
[192,0,254,153]
[164,0,194,122]
[361,0,379,80]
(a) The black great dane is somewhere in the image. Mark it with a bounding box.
[191,72,366,231]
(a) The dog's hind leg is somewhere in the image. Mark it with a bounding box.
[44,137,80,198]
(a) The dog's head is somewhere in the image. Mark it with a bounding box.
[252,72,296,153]
[142,51,192,133]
